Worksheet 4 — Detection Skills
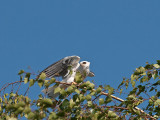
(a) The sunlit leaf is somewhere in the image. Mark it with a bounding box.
[41,98,53,106]
[108,110,117,118]
[27,112,35,119]
[86,95,91,101]
[38,80,44,88]
[70,99,75,108]
[18,70,24,75]
[49,112,57,119]
[29,79,35,87]
[50,78,56,84]
[99,98,104,105]
[39,72,46,80]
[154,99,160,106]
[153,64,160,68]
[87,101,92,107]
[24,78,29,84]
[54,87,61,94]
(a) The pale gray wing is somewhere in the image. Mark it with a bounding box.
[38,56,80,78]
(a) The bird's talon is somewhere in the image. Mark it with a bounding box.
[71,82,77,85]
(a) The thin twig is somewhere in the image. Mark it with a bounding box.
[101,92,156,120]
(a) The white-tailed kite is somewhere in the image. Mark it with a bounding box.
[40,56,94,99]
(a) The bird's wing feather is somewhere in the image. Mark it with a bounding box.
[38,58,68,78]
[38,56,80,78]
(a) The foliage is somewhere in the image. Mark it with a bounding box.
[0,61,160,119]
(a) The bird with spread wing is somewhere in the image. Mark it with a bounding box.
[39,56,94,99]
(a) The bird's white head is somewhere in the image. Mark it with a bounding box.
[80,61,90,69]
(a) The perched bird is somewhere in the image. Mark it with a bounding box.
[40,56,94,99]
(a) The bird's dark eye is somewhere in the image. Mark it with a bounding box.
[83,62,86,64]
[65,59,70,64]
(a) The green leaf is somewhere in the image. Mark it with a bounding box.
[131,74,139,81]
[27,112,35,119]
[15,107,23,114]
[87,101,92,107]
[140,76,148,83]
[57,111,65,117]
[41,98,53,106]
[39,72,46,80]
[88,83,95,89]
[90,91,96,96]
[154,99,160,106]
[44,80,49,87]
[38,80,44,88]
[120,89,123,95]
[153,64,160,68]
[17,101,25,107]
[29,79,35,87]
[7,117,17,120]
[6,104,15,110]
[49,112,57,119]
[105,85,114,95]
[152,70,158,79]
[50,78,56,84]
[70,99,75,108]
[54,87,61,94]
[10,92,16,97]
[86,81,91,85]
[125,79,129,89]
[108,110,117,118]
[24,78,29,84]
[157,60,160,65]
[149,87,154,92]
[145,64,153,70]
[75,72,83,83]
[108,87,114,95]
[60,88,66,95]
[134,67,146,75]
[24,107,31,114]
[152,80,160,86]
[131,80,136,88]
[99,98,104,105]
[79,94,85,101]
[75,89,80,94]
[62,99,69,107]
[96,87,102,94]
[18,70,24,75]
[67,86,74,93]
[149,99,154,105]
[127,95,136,100]
[76,98,79,102]
[73,94,79,101]
[25,73,31,79]
[105,96,112,103]
[118,79,125,89]
[86,95,92,101]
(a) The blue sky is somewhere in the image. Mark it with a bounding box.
[0,1,160,99]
